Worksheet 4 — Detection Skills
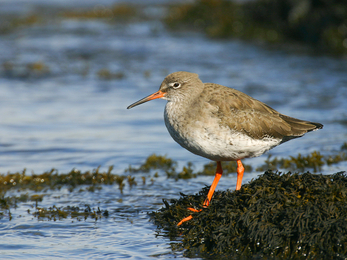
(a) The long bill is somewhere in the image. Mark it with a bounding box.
[127,90,165,109]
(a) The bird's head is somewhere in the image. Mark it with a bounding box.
[127,71,203,109]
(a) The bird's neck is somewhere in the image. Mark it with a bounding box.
[164,100,186,122]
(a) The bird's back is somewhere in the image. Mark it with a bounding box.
[200,83,323,142]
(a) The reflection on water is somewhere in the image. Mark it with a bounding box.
[0,1,346,259]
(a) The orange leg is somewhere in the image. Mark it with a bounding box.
[177,161,223,226]
[203,161,223,207]
[236,159,244,190]
[177,160,245,226]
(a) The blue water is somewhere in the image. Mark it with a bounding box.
[0,1,346,259]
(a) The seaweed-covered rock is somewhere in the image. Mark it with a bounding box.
[151,171,347,259]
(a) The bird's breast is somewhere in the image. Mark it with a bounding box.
[164,102,281,161]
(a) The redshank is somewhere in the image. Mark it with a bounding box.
[127,71,323,225]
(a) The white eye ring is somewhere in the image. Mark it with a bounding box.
[170,82,181,89]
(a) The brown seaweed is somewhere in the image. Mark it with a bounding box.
[151,171,347,259]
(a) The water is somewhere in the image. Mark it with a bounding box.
[0,1,346,259]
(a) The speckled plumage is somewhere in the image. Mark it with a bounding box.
[158,72,322,161]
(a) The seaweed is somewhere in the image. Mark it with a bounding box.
[125,146,347,179]
[97,69,125,80]
[2,61,50,78]
[33,205,109,221]
[1,1,346,55]
[124,153,252,178]
[125,154,177,174]
[0,15,40,34]
[257,150,347,172]
[150,170,347,259]
[0,166,136,216]
[197,161,253,176]
[61,4,137,21]
[164,0,347,55]
[1,143,346,228]
[0,166,130,194]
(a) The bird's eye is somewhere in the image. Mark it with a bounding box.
[172,82,181,89]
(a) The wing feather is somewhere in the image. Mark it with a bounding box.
[202,83,322,140]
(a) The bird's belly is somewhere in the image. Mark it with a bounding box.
[165,118,281,161]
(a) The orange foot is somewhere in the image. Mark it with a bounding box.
[177,160,245,226]
[177,207,201,226]
[177,199,214,226]
[177,162,223,226]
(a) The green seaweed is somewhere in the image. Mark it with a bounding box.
[257,150,347,172]
[172,162,197,180]
[125,153,253,178]
[125,154,177,173]
[0,166,131,194]
[125,145,347,179]
[0,166,138,217]
[151,170,347,259]
[33,205,108,221]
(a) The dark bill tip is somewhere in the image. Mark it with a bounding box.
[127,90,165,109]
